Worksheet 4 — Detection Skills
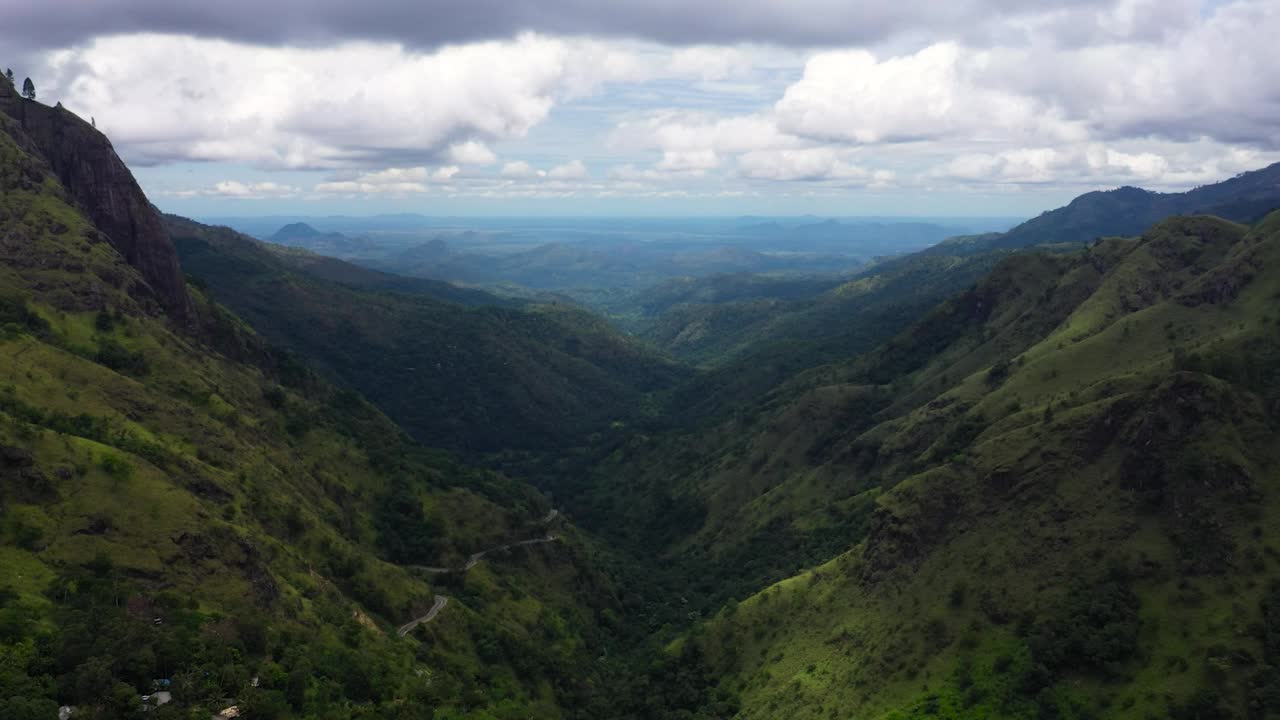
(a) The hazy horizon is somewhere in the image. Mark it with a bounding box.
[8,0,1276,218]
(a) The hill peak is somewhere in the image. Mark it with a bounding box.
[0,79,192,322]
[271,221,325,239]
[940,161,1280,255]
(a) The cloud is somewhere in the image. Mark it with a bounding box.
[547,159,588,179]
[312,164,459,194]
[3,0,1117,54]
[156,180,301,199]
[212,180,300,197]
[774,2,1280,150]
[612,111,801,156]
[432,165,461,181]
[34,31,787,171]
[737,148,891,184]
[17,0,1280,206]
[36,32,732,170]
[500,160,542,178]
[666,46,752,81]
[930,141,1274,187]
[37,34,579,169]
[774,43,1083,146]
[597,0,1280,193]
[656,149,719,172]
[446,140,497,165]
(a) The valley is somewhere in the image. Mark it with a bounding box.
[4,60,1280,720]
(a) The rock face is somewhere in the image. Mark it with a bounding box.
[0,80,191,322]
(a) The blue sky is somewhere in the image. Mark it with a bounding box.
[10,0,1279,218]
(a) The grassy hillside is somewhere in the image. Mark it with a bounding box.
[594,211,1280,718]
[0,105,625,720]
[167,216,690,455]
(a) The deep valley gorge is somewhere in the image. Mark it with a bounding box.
[4,8,1280,719]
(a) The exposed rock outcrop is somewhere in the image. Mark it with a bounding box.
[0,80,191,322]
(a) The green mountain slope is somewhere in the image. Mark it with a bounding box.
[167,217,690,455]
[636,165,1280,385]
[262,240,516,308]
[0,88,620,720]
[935,162,1280,254]
[597,212,1280,718]
[635,257,982,368]
[641,251,1010,432]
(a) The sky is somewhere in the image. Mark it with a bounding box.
[2,0,1278,217]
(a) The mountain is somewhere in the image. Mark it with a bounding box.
[634,164,1280,386]
[640,252,1004,370]
[777,219,967,255]
[268,222,373,258]
[0,79,191,322]
[270,222,327,241]
[254,239,511,307]
[566,211,1280,718]
[10,68,1280,720]
[0,85,629,719]
[168,217,690,454]
[936,162,1280,254]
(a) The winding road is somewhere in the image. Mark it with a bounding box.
[394,510,562,636]
[407,533,559,574]
[397,595,449,637]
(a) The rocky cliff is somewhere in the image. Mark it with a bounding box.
[0,78,191,321]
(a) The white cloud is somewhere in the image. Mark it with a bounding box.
[547,159,588,179]
[352,167,430,184]
[775,2,1280,150]
[37,32,794,171]
[211,180,300,198]
[39,33,744,170]
[432,165,461,181]
[774,43,1083,146]
[500,160,541,178]
[931,141,1275,188]
[34,0,1280,205]
[597,0,1280,193]
[219,181,298,198]
[40,34,574,169]
[312,164,459,194]
[666,46,752,81]
[612,111,801,156]
[737,148,889,184]
[155,180,301,199]
[314,180,429,194]
[446,140,497,165]
[656,149,719,172]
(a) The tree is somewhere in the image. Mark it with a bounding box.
[21,77,35,100]
[4,69,13,84]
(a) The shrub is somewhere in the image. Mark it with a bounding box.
[94,338,149,376]
[99,453,134,482]
[1029,577,1140,677]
